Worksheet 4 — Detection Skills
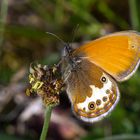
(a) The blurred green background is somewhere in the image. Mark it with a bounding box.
[0,0,140,140]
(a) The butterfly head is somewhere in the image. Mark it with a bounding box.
[62,43,73,57]
[62,43,82,72]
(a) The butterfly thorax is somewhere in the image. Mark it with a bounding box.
[61,44,82,83]
[62,43,82,70]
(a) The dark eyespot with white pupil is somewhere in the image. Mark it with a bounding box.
[88,102,96,110]
[101,76,107,83]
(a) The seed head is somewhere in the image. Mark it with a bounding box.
[26,63,64,107]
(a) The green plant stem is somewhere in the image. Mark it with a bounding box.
[40,106,53,140]
[0,0,8,48]
[129,0,140,30]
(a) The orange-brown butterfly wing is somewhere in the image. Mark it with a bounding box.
[73,31,140,81]
[63,59,120,122]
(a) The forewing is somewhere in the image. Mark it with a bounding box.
[64,59,120,123]
[73,31,140,82]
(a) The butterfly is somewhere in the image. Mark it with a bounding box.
[60,31,140,123]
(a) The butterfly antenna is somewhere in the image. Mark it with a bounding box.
[46,32,66,46]
[71,24,79,46]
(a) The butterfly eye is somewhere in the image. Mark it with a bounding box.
[88,102,96,110]
[100,76,107,83]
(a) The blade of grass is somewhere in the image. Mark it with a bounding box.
[98,1,129,29]
[6,25,47,39]
[70,0,99,24]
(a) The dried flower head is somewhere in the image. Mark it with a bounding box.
[26,63,64,107]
